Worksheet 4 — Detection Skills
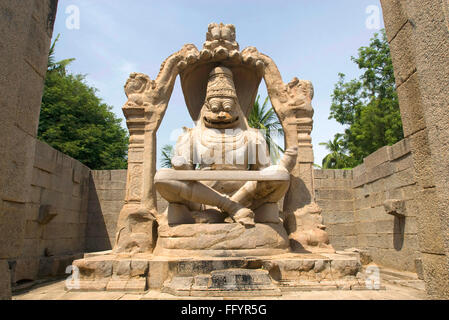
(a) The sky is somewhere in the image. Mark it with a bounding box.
[51,0,385,168]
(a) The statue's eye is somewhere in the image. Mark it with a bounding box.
[210,104,219,112]
[223,101,233,111]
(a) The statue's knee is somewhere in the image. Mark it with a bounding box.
[257,180,289,202]
[155,180,179,199]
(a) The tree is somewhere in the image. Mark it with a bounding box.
[248,95,284,164]
[38,35,129,170]
[327,30,403,167]
[160,144,174,168]
[319,134,352,169]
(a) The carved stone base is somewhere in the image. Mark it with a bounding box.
[68,252,366,293]
[153,222,290,257]
[162,269,282,297]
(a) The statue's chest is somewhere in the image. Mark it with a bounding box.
[192,129,249,168]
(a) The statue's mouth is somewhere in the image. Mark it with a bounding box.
[203,116,239,128]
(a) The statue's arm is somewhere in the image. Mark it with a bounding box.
[241,48,317,172]
[172,128,195,170]
[248,129,271,171]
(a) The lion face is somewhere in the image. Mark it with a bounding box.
[202,96,241,129]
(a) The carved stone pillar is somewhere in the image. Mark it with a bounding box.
[283,107,315,213]
[113,48,187,254]
[114,100,156,254]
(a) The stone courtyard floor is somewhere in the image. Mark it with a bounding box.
[13,278,428,300]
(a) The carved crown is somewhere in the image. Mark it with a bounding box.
[179,23,265,122]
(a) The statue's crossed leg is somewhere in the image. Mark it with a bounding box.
[155,177,289,228]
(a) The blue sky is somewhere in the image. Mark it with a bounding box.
[51,0,384,168]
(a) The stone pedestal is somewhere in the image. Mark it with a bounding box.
[154,223,289,257]
[69,251,366,294]
[163,269,282,297]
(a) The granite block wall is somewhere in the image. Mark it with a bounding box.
[352,139,419,272]
[380,0,449,298]
[314,138,420,272]
[314,169,356,250]
[85,170,168,253]
[11,140,89,283]
[85,170,126,252]
[0,0,58,298]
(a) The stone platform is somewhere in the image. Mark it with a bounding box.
[69,251,366,295]
[163,269,282,297]
[154,222,290,257]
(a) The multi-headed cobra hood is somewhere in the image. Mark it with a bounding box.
[179,23,263,124]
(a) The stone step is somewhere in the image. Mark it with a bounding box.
[379,268,419,280]
[162,269,282,297]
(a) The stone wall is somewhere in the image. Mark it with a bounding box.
[314,138,420,272]
[0,0,58,299]
[380,0,449,298]
[352,139,419,272]
[11,140,89,283]
[85,171,126,252]
[314,170,355,250]
[85,170,168,253]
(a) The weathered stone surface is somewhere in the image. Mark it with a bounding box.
[364,146,391,170]
[408,129,434,188]
[106,280,127,291]
[415,188,446,255]
[383,0,449,298]
[389,21,417,87]
[380,0,408,42]
[383,199,406,217]
[13,258,39,282]
[155,169,290,181]
[0,260,11,300]
[125,279,147,292]
[170,269,283,297]
[389,138,411,161]
[285,203,334,253]
[66,252,366,293]
[130,259,149,277]
[396,73,426,137]
[155,223,289,256]
[73,257,114,280]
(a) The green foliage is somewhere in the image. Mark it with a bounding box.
[319,134,353,169]
[327,30,403,167]
[248,95,284,164]
[38,35,128,170]
[161,144,174,168]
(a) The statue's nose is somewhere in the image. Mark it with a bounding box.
[218,111,227,119]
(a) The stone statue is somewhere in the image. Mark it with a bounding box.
[155,66,297,227]
[113,22,333,255]
[69,23,367,295]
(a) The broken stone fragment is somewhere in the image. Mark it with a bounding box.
[383,199,406,217]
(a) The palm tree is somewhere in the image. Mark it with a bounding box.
[319,134,350,169]
[47,34,75,75]
[160,144,174,168]
[248,95,284,164]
